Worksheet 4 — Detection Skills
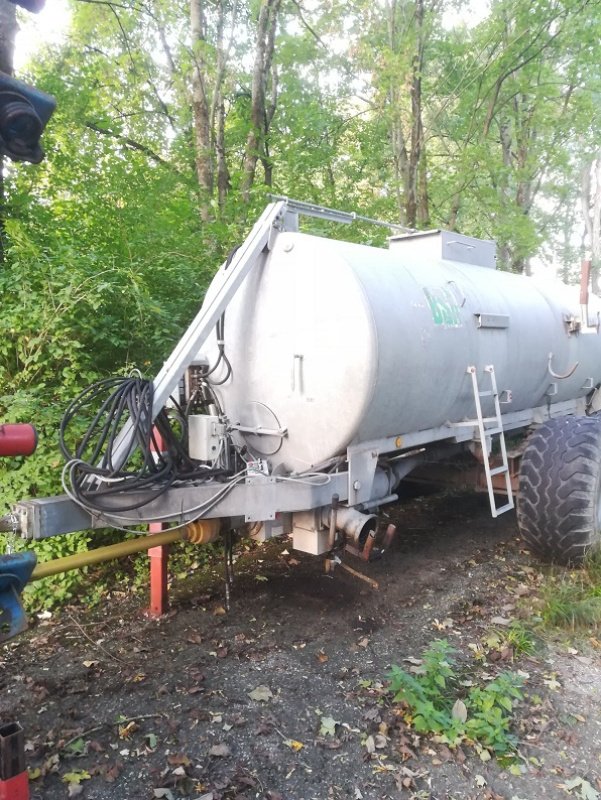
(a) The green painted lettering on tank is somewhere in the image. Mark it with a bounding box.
[423,287,463,328]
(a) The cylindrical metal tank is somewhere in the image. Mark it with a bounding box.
[201,231,601,473]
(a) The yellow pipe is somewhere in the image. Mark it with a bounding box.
[31,529,184,581]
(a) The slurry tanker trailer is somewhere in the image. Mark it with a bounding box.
[3,197,601,635]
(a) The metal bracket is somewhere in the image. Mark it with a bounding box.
[229,424,288,438]
[347,446,379,505]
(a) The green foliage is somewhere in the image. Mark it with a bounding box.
[483,621,537,659]
[388,639,524,756]
[542,556,601,629]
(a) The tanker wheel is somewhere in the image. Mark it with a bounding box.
[517,415,601,565]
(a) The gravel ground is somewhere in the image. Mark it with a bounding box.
[1,490,600,800]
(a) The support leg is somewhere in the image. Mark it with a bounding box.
[0,722,28,800]
[148,429,169,617]
[148,522,169,618]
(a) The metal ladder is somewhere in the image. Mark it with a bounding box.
[467,365,514,517]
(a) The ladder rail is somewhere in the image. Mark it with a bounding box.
[467,365,514,517]
[485,365,515,514]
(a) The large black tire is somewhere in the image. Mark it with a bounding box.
[517,415,601,564]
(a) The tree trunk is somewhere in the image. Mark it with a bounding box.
[405,0,425,228]
[190,0,214,221]
[241,0,281,202]
[216,97,229,212]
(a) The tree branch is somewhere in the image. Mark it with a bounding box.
[289,0,327,48]
[85,122,179,172]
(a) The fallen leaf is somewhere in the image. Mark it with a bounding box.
[118,721,138,739]
[320,716,337,737]
[316,650,329,663]
[64,738,86,756]
[452,699,468,723]
[167,755,191,767]
[104,762,122,783]
[153,790,174,800]
[475,774,487,788]
[62,771,91,785]
[433,617,454,630]
[209,743,231,758]
[284,738,304,751]
[563,777,600,800]
[248,684,273,702]
[82,660,99,669]
[68,785,84,798]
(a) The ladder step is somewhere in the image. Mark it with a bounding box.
[484,426,503,436]
[493,502,514,516]
[489,465,508,476]
[478,390,494,397]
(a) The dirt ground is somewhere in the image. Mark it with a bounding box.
[2,490,601,800]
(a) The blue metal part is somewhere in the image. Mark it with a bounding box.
[0,552,36,642]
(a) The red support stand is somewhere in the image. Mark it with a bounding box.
[148,522,169,618]
[0,723,29,800]
[148,431,169,617]
[0,771,28,800]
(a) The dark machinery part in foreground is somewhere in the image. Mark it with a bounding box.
[0,0,54,164]
[0,425,37,641]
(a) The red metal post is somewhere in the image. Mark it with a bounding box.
[0,723,28,800]
[148,431,169,617]
[0,772,29,800]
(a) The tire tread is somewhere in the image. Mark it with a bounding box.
[517,416,601,564]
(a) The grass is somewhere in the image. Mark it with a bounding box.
[541,553,601,630]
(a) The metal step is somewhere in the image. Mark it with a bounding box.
[492,503,514,516]
[484,426,503,436]
[489,465,508,476]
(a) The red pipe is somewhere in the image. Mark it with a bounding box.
[0,424,37,457]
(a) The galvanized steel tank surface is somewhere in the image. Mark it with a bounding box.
[200,231,601,473]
